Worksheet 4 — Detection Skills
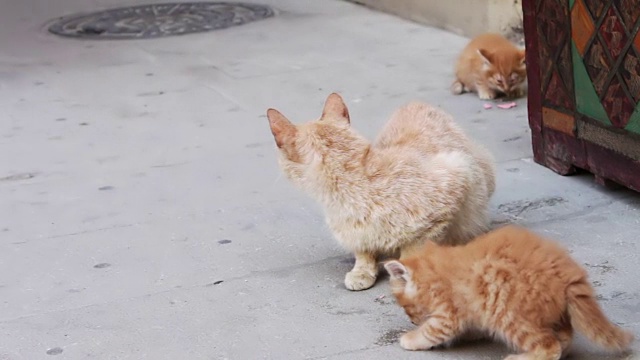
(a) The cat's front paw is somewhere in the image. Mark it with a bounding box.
[503,355,527,360]
[399,331,435,351]
[344,270,376,291]
[400,332,419,351]
[477,89,496,100]
[507,87,525,99]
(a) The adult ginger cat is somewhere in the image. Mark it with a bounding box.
[451,33,527,100]
[385,225,634,359]
[266,93,495,291]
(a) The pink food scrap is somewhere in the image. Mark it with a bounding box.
[497,102,517,109]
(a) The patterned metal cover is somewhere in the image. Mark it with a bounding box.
[48,2,275,40]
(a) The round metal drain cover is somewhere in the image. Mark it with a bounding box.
[48,2,275,40]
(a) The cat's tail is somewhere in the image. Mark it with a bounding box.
[567,280,634,351]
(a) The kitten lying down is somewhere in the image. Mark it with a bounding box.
[266,93,495,291]
[385,225,634,360]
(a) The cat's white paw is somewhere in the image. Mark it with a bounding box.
[503,354,526,360]
[399,331,435,351]
[344,270,376,291]
[399,333,417,350]
[477,89,496,100]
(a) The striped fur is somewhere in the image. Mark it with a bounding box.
[384,226,634,359]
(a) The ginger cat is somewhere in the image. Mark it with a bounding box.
[266,93,495,291]
[384,225,634,359]
[451,33,527,100]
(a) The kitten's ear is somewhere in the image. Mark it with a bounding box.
[518,49,526,67]
[321,93,350,124]
[477,49,494,67]
[384,260,408,280]
[266,108,297,148]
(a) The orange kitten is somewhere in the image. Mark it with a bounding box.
[451,33,527,100]
[384,225,634,359]
[266,93,495,291]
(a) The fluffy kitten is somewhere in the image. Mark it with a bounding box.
[451,33,527,100]
[384,225,634,359]
[266,93,495,291]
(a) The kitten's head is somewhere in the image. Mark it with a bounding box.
[266,93,356,191]
[384,259,429,325]
[477,47,526,97]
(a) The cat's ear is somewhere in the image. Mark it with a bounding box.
[384,260,408,280]
[266,108,297,148]
[518,49,526,67]
[477,49,494,68]
[321,93,350,124]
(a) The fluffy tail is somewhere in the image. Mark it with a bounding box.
[567,280,634,351]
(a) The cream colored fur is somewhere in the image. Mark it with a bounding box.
[266,93,495,291]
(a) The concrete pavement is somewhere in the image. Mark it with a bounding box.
[0,0,638,359]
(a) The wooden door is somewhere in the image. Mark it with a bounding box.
[523,0,640,192]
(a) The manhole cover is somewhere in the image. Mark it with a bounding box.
[47,2,275,40]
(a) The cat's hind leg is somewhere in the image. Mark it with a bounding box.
[451,80,465,95]
[502,327,562,360]
[400,313,460,351]
[344,252,377,291]
[555,317,573,358]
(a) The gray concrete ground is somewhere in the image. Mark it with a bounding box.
[1,0,638,359]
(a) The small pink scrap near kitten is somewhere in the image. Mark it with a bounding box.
[266,93,495,291]
[384,225,634,360]
[451,33,527,100]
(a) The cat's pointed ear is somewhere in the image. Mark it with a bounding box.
[266,108,297,148]
[321,93,350,124]
[477,49,494,68]
[384,260,408,280]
